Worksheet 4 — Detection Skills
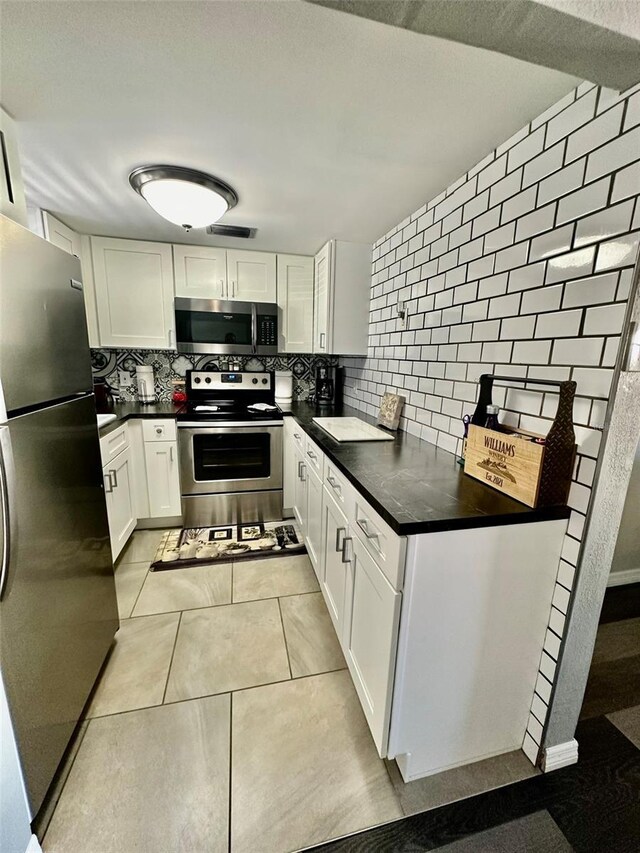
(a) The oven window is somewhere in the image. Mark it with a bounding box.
[193,433,270,482]
[176,309,253,346]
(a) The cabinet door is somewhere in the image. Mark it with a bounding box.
[313,240,332,353]
[283,422,297,516]
[42,212,81,257]
[227,250,276,302]
[293,447,307,533]
[343,535,402,757]
[305,467,324,579]
[173,244,227,299]
[144,440,182,517]
[92,237,174,349]
[103,447,136,560]
[277,254,314,352]
[321,490,349,636]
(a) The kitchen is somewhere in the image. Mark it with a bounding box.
[1,3,640,853]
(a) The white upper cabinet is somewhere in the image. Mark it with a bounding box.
[313,239,371,356]
[42,211,81,257]
[173,244,227,300]
[277,254,314,352]
[91,236,175,349]
[226,249,276,302]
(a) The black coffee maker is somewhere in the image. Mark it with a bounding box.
[314,366,343,408]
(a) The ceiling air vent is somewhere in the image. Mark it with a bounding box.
[206,224,256,239]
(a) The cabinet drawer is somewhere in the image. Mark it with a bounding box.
[324,458,355,520]
[304,434,324,479]
[142,419,177,442]
[352,494,406,590]
[286,418,305,453]
[100,423,129,466]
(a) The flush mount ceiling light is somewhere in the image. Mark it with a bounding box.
[129,165,238,232]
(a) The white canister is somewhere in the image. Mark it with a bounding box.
[136,365,155,404]
[275,370,293,404]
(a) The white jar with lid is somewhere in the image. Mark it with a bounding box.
[275,370,293,404]
[136,365,155,404]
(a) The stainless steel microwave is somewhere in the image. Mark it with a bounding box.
[175,297,278,355]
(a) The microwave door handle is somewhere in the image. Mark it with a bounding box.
[251,303,258,354]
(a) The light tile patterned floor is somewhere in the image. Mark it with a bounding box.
[44,527,536,853]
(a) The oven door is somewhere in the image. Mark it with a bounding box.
[175,297,255,355]
[178,423,283,495]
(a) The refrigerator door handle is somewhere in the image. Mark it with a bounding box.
[0,426,16,601]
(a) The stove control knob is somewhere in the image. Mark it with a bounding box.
[252,378,258,384]
[262,378,268,385]
[194,377,201,384]
[205,377,211,384]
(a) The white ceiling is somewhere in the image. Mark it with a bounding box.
[0,1,578,254]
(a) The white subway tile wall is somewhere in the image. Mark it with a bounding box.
[341,82,640,763]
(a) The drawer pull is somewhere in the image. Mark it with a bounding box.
[108,468,118,489]
[341,536,352,564]
[297,460,304,480]
[155,426,163,435]
[335,526,346,552]
[357,517,378,541]
[306,450,317,461]
[299,462,306,483]
[327,474,341,491]
[294,433,301,440]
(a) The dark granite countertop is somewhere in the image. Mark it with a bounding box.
[97,401,181,436]
[285,402,570,536]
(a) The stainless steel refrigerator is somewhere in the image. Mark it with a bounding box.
[0,214,118,820]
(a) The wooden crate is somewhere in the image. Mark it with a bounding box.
[464,426,546,506]
[464,373,577,508]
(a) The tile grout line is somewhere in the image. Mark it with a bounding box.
[128,565,152,618]
[161,610,183,704]
[124,586,321,620]
[277,597,294,680]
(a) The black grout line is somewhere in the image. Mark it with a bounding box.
[277,596,294,680]
[161,610,182,704]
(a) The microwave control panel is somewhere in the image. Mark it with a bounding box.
[257,314,277,347]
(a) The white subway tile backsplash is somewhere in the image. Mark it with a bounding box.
[583,302,627,336]
[586,126,640,182]
[537,159,586,206]
[546,88,597,146]
[546,246,596,283]
[565,103,624,162]
[530,224,574,262]
[562,271,619,308]
[574,199,635,248]
[556,177,611,225]
[552,336,604,366]
[341,83,639,743]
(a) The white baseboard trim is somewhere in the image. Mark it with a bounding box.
[607,567,640,587]
[541,739,579,773]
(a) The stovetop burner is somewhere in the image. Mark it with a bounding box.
[178,370,282,423]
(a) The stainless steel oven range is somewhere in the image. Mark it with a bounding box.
[177,370,283,526]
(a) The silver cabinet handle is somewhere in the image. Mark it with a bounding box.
[335,526,346,553]
[104,473,113,494]
[327,474,340,491]
[306,450,316,460]
[357,517,378,540]
[232,280,236,298]
[300,463,306,483]
[170,445,175,462]
[294,433,301,440]
[298,460,303,480]
[319,332,326,350]
[168,329,174,348]
[219,279,224,298]
[0,426,15,601]
[108,468,118,489]
[341,536,352,564]
[155,426,163,435]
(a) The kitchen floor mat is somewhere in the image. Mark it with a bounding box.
[150,521,306,570]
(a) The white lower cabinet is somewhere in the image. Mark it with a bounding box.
[343,534,402,757]
[321,489,349,634]
[144,441,181,517]
[293,445,307,531]
[305,466,324,578]
[103,445,136,561]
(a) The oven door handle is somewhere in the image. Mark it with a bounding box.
[177,421,284,429]
[251,303,258,355]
